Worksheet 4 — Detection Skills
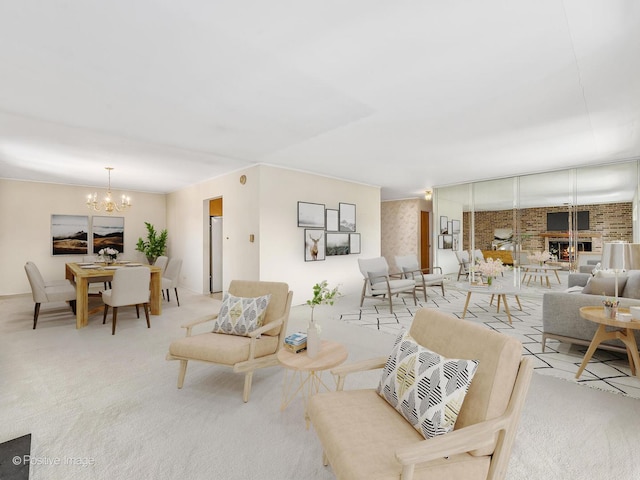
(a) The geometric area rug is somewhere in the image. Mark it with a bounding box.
[339,281,640,400]
[0,433,31,480]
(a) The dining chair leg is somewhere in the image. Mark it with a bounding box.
[111,307,118,335]
[166,288,171,302]
[103,305,109,324]
[135,304,140,318]
[177,360,188,388]
[174,288,180,307]
[143,303,150,328]
[33,303,41,329]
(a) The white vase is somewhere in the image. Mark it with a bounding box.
[307,324,320,358]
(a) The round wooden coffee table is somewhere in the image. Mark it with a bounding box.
[457,282,523,325]
[576,306,640,379]
[277,340,348,425]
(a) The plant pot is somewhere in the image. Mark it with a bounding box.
[147,256,156,265]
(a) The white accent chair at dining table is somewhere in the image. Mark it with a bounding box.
[153,255,169,275]
[395,254,446,302]
[358,257,417,315]
[162,258,182,306]
[24,261,77,329]
[101,266,151,335]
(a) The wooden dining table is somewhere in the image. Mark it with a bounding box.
[65,262,163,329]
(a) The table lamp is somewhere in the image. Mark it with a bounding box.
[601,241,630,302]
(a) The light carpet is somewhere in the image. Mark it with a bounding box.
[341,271,640,400]
[1,286,640,479]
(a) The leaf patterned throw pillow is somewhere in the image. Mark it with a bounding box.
[212,292,271,336]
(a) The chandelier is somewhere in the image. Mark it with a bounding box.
[86,167,132,214]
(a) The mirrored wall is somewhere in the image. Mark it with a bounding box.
[434,160,640,275]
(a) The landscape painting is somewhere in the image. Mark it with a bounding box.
[51,215,89,255]
[326,233,350,256]
[339,203,356,232]
[92,216,124,254]
[298,201,325,228]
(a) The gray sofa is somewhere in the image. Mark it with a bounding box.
[542,271,640,353]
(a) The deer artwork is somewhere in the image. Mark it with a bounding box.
[308,232,322,260]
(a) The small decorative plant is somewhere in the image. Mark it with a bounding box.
[475,258,507,284]
[602,297,619,308]
[306,280,341,325]
[99,247,119,263]
[135,222,168,264]
[529,250,553,265]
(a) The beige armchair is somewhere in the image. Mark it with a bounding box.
[307,308,533,480]
[358,257,416,315]
[395,254,445,301]
[455,250,471,280]
[166,280,293,402]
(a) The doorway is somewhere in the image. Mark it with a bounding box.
[420,211,431,269]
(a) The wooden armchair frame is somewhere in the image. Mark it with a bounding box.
[166,281,293,402]
[325,356,532,480]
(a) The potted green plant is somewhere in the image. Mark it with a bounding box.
[135,222,168,264]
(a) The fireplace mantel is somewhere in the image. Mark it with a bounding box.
[540,232,602,238]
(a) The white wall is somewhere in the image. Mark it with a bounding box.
[259,166,381,305]
[0,178,166,295]
[167,165,381,306]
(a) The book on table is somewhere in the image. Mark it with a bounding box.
[285,332,307,346]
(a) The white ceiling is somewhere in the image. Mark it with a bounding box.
[0,1,639,200]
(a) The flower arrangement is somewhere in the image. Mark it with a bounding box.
[529,250,553,264]
[475,258,507,278]
[602,297,619,308]
[306,280,341,325]
[99,247,119,262]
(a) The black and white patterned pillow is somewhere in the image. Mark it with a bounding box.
[377,330,479,439]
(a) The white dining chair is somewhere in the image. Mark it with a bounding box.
[154,256,169,275]
[162,258,183,306]
[102,267,151,335]
[24,261,77,329]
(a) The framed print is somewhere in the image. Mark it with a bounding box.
[349,233,361,254]
[438,235,445,249]
[451,219,460,234]
[51,214,89,255]
[305,229,326,261]
[298,201,325,228]
[452,234,459,250]
[92,216,124,254]
[325,209,339,232]
[326,232,350,256]
[440,216,449,234]
[442,234,453,249]
[339,203,356,232]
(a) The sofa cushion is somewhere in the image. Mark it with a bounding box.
[377,330,479,440]
[622,273,640,299]
[211,292,271,336]
[582,275,627,297]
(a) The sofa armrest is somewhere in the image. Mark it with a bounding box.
[331,356,388,390]
[568,273,590,288]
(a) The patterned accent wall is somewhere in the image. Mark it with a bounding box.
[381,199,421,272]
